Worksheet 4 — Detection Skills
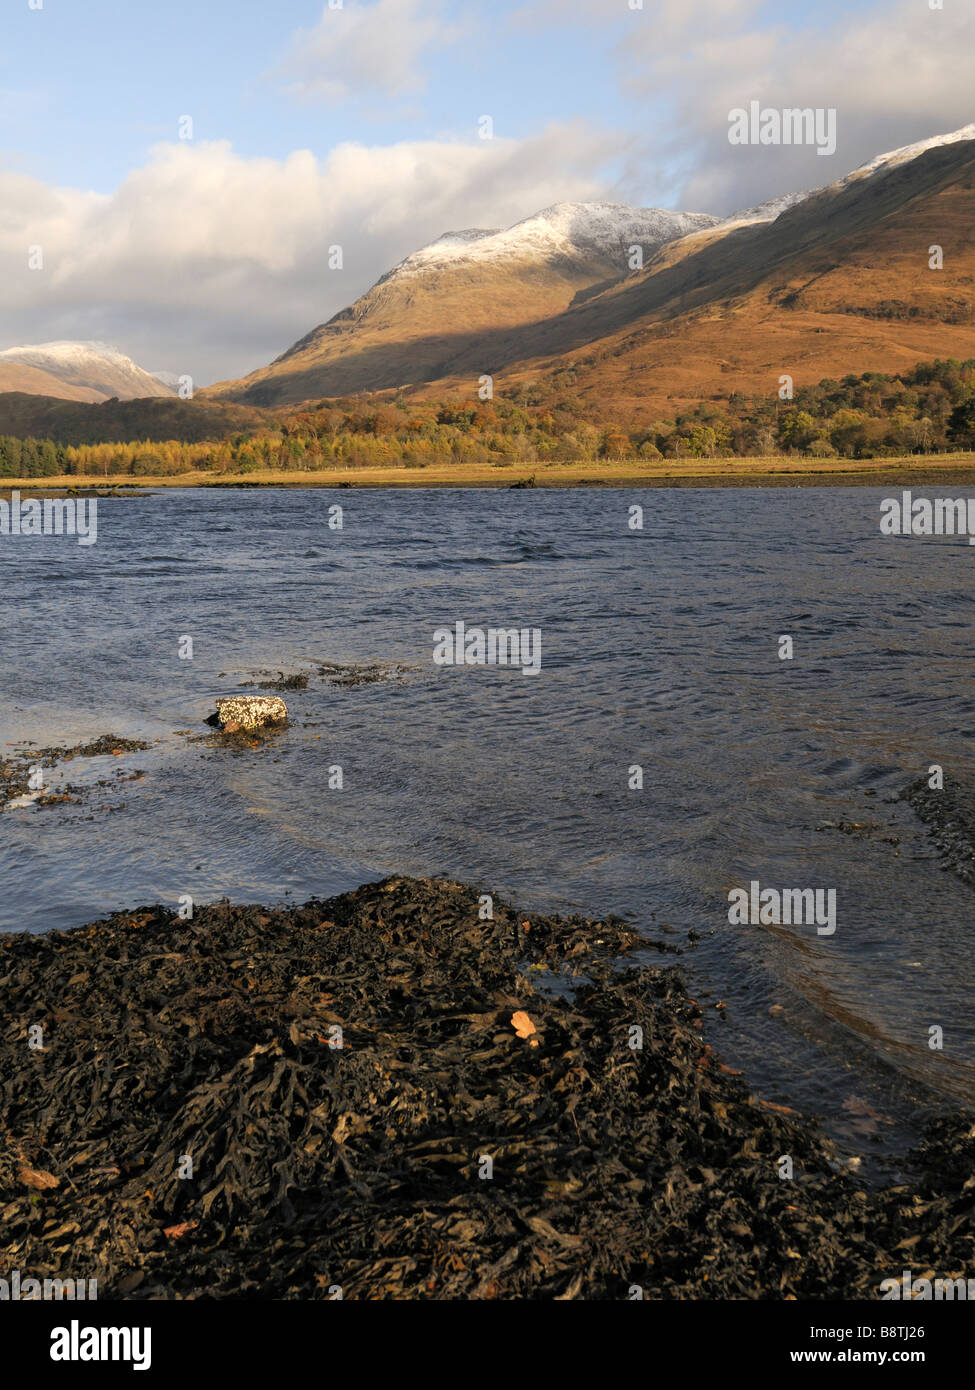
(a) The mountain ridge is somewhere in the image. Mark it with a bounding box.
[203,204,719,404]
[204,126,975,417]
[0,341,175,404]
[9,125,975,419]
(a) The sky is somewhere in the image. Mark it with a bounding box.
[1,0,972,384]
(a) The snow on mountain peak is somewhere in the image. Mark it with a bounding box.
[0,339,133,367]
[844,122,975,183]
[384,201,719,281]
[723,123,975,230]
[0,340,175,398]
[720,191,811,228]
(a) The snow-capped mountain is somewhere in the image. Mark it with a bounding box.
[205,201,718,404]
[0,341,175,401]
[204,122,975,408]
[843,122,975,184]
[721,191,812,227]
[380,203,719,282]
[724,123,975,228]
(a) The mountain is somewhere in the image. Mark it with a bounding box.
[205,126,975,420]
[0,341,175,403]
[433,129,975,421]
[0,361,105,404]
[838,122,975,187]
[725,122,975,225]
[202,204,718,405]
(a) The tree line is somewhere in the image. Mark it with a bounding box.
[1,358,974,477]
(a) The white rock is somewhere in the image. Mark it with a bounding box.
[212,696,288,731]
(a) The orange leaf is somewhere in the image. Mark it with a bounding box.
[759,1099,799,1116]
[162,1220,198,1239]
[511,1010,538,1042]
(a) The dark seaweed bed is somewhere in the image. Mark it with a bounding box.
[1,874,973,1300]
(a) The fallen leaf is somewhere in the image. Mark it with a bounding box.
[511,1010,539,1045]
[162,1220,198,1239]
[759,1099,799,1116]
[18,1165,59,1191]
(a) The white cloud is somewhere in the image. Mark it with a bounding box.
[615,0,975,213]
[277,0,458,103]
[0,124,622,384]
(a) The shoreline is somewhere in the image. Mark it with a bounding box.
[2,872,973,1300]
[5,452,975,491]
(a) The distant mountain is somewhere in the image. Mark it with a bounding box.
[378,203,717,277]
[0,361,104,403]
[203,203,718,405]
[0,341,175,403]
[11,126,975,435]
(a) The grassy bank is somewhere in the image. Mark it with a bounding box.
[6,452,975,491]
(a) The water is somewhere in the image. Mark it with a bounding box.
[3,485,974,1160]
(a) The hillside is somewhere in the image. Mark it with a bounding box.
[0,393,264,447]
[405,134,975,421]
[203,204,718,405]
[0,362,105,403]
[203,128,975,424]
[11,129,975,435]
[0,342,175,403]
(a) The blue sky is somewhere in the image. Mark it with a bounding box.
[2,0,881,201]
[1,0,971,381]
[3,0,639,191]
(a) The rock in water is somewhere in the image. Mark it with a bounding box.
[210,695,288,732]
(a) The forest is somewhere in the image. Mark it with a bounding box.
[1,358,974,478]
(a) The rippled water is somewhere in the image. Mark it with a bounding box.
[3,485,974,1159]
